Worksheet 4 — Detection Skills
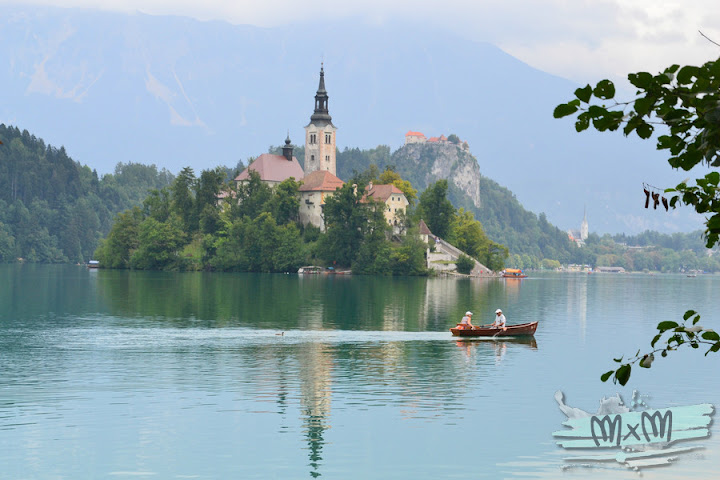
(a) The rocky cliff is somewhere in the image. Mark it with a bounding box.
[385,141,575,260]
[390,143,481,208]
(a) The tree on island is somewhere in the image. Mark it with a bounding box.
[554,52,720,385]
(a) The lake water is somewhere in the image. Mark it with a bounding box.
[1,265,719,479]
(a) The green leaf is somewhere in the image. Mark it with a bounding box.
[651,333,662,348]
[634,96,656,116]
[693,315,701,325]
[593,80,616,100]
[702,330,720,342]
[553,102,579,118]
[707,172,720,186]
[601,370,614,382]
[658,321,679,332]
[613,356,623,363]
[574,85,592,103]
[615,364,631,386]
[575,112,590,132]
[683,310,697,320]
[677,65,699,85]
[629,72,653,89]
[707,343,720,355]
[636,123,654,139]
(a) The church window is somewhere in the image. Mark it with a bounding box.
[325,133,331,144]
[325,155,330,162]
[310,134,317,144]
[311,155,315,163]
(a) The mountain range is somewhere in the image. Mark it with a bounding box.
[0,6,707,235]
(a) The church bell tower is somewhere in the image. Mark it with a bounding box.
[304,64,337,176]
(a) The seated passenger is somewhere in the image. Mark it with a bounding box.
[459,311,474,329]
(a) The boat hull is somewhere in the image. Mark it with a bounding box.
[450,321,538,337]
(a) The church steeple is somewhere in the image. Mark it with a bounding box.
[304,64,338,176]
[580,205,589,241]
[310,64,333,126]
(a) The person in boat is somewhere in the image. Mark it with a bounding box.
[459,311,474,329]
[492,309,506,328]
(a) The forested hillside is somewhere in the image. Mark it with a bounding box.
[0,125,173,263]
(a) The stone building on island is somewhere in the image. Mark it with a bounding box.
[235,65,408,232]
[298,170,345,230]
[364,182,409,233]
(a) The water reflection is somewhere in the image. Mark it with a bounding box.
[89,270,509,332]
[298,343,332,478]
[454,338,538,365]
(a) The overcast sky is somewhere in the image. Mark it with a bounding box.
[4,0,720,84]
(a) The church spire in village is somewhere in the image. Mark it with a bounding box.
[305,64,337,176]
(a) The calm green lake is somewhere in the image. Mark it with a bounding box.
[1,265,719,479]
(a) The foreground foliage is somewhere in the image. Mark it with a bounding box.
[555,55,720,384]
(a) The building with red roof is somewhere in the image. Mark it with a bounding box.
[364,182,409,232]
[235,136,304,189]
[298,169,345,230]
[404,131,426,145]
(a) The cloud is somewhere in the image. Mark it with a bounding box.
[3,0,719,83]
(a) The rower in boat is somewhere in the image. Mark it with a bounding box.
[492,309,506,330]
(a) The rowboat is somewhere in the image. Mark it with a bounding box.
[450,321,538,337]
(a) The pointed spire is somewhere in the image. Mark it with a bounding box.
[317,62,327,94]
[310,63,333,126]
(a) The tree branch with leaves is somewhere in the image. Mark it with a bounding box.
[554,55,720,385]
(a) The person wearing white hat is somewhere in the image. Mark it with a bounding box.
[492,309,506,328]
[459,311,474,329]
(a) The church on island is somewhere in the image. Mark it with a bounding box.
[235,66,408,231]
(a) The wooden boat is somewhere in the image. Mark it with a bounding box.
[450,321,538,337]
[87,260,100,269]
[502,268,527,279]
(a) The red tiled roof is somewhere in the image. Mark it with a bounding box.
[405,131,425,137]
[364,184,405,202]
[439,134,447,141]
[418,219,433,236]
[235,154,304,183]
[427,137,439,142]
[299,170,344,192]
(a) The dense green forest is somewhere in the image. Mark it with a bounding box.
[0,124,174,262]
